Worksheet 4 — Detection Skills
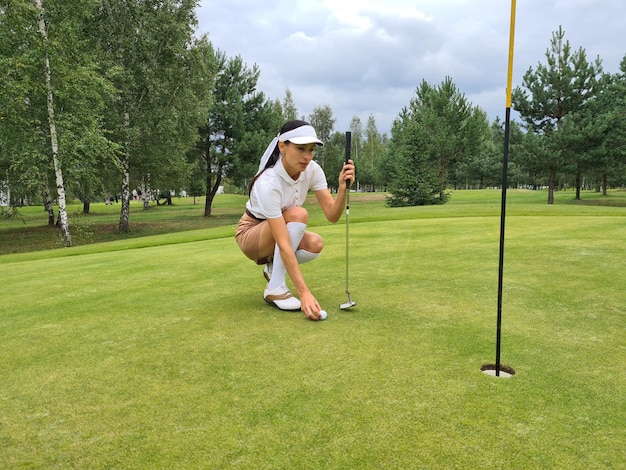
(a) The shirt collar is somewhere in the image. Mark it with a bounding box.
[276,157,301,184]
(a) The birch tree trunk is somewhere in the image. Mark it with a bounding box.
[119,155,131,233]
[42,179,55,226]
[35,0,71,246]
[142,173,151,210]
[119,110,131,233]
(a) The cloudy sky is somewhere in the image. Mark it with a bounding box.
[195,0,625,136]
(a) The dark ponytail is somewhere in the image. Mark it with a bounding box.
[248,119,311,193]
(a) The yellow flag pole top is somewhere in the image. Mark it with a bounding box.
[506,0,517,108]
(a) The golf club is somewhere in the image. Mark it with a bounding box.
[340,131,356,310]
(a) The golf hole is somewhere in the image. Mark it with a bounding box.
[481,364,516,378]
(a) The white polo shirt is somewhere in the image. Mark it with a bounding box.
[246,157,327,219]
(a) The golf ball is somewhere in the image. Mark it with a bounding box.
[319,310,327,320]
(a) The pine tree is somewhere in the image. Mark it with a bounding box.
[512,26,602,203]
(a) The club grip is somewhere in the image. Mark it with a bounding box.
[345,131,351,164]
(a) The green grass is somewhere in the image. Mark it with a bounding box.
[2,189,625,256]
[1,189,625,468]
[0,195,244,255]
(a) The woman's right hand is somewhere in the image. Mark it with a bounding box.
[300,290,323,321]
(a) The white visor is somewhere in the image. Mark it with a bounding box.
[256,124,323,175]
[279,125,324,146]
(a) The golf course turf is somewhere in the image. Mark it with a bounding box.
[1,189,624,468]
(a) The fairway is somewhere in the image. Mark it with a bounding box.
[1,190,625,468]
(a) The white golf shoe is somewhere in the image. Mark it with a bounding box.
[264,283,301,311]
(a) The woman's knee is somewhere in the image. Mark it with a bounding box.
[283,206,309,224]
[302,232,323,254]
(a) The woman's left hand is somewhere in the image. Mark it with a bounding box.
[340,159,356,188]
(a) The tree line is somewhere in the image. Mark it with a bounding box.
[1,0,216,245]
[1,2,625,246]
[386,27,626,206]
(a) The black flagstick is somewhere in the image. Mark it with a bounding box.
[496,0,517,377]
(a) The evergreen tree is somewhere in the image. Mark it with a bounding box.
[386,77,488,205]
[512,26,603,203]
[386,109,441,206]
[195,52,280,214]
[560,61,626,194]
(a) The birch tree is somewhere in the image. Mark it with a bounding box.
[282,88,299,121]
[2,0,114,233]
[360,115,386,192]
[34,0,71,245]
[1,1,56,224]
[89,0,214,232]
[308,105,336,174]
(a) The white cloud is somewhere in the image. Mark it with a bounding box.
[196,0,626,135]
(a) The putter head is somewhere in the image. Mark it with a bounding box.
[340,295,356,310]
[340,291,356,310]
